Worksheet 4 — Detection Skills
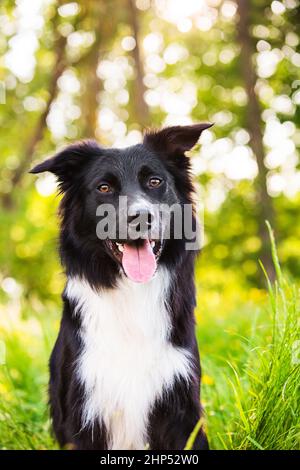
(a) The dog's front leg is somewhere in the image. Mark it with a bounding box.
[147,378,209,450]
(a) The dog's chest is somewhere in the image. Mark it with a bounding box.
[66,270,191,450]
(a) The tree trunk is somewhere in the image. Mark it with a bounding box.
[80,0,104,139]
[127,0,150,128]
[236,0,275,281]
[80,46,101,139]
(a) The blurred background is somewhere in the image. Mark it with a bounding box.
[0,0,299,450]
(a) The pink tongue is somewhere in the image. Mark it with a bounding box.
[122,240,157,283]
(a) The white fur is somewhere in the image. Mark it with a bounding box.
[65,268,193,450]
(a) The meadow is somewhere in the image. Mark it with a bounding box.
[0,225,299,450]
[0,0,300,450]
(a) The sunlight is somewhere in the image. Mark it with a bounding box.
[57,70,81,94]
[143,32,163,54]
[47,93,80,140]
[121,36,136,51]
[271,95,294,115]
[58,2,80,18]
[205,183,227,212]
[1,0,300,453]
[145,54,166,73]
[98,107,117,132]
[1,277,22,299]
[161,83,197,115]
[196,15,214,31]
[155,0,205,23]
[23,96,45,112]
[163,44,188,64]
[113,129,143,148]
[67,31,95,49]
[225,146,258,180]
[136,0,151,10]
[195,135,259,183]
[256,49,283,78]
[221,1,237,18]
[5,31,39,82]
[154,0,223,32]
[35,173,57,197]
[4,0,49,82]
[271,1,286,15]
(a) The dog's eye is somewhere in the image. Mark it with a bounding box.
[148,177,162,188]
[98,183,112,193]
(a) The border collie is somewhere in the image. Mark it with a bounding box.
[30,123,211,450]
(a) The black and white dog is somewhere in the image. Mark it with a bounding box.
[30,123,211,450]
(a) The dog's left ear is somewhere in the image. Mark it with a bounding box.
[143,123,213,157]
[30,140,100,185]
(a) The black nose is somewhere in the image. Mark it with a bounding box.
[128,210,153,229]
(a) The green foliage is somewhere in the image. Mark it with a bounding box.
[0,318,58,449]
[199,226,300,450]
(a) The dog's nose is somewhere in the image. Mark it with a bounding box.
[128,209,153,229]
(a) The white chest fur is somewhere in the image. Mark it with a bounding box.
[66,269,192,450]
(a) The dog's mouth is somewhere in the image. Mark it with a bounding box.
[106,239,163,283]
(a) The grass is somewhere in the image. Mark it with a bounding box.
[0,319,57,449]
[199,224,300,450]
[0,226,299,450]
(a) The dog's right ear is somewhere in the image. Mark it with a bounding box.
[30,140,100,185]
[143,123,213,158]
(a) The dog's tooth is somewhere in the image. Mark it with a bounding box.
[150,241,155,248]
[116,243,124,252]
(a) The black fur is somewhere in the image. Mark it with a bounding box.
[31,124,211,450]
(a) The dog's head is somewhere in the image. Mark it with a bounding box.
[31,124,211,284]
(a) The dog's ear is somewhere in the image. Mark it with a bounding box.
[30,140,100,184]
[143,123,213,157]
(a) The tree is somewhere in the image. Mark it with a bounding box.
[1,9,68,209]
[79,0,115,139]
[236,0,275,280]
[127,0,150,127]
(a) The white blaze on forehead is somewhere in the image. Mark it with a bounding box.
[127,196,156,216]
[65,268,193,450]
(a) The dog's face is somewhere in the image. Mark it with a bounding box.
[84,145,180,282]
[31,124,211,283]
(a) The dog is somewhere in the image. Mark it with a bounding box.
[30,123,212,450]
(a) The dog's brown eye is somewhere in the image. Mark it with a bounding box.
[98,183,111,193]
[148,177,162,188]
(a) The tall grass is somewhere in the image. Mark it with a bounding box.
[0,318,57,449]
[201,222,300,450]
